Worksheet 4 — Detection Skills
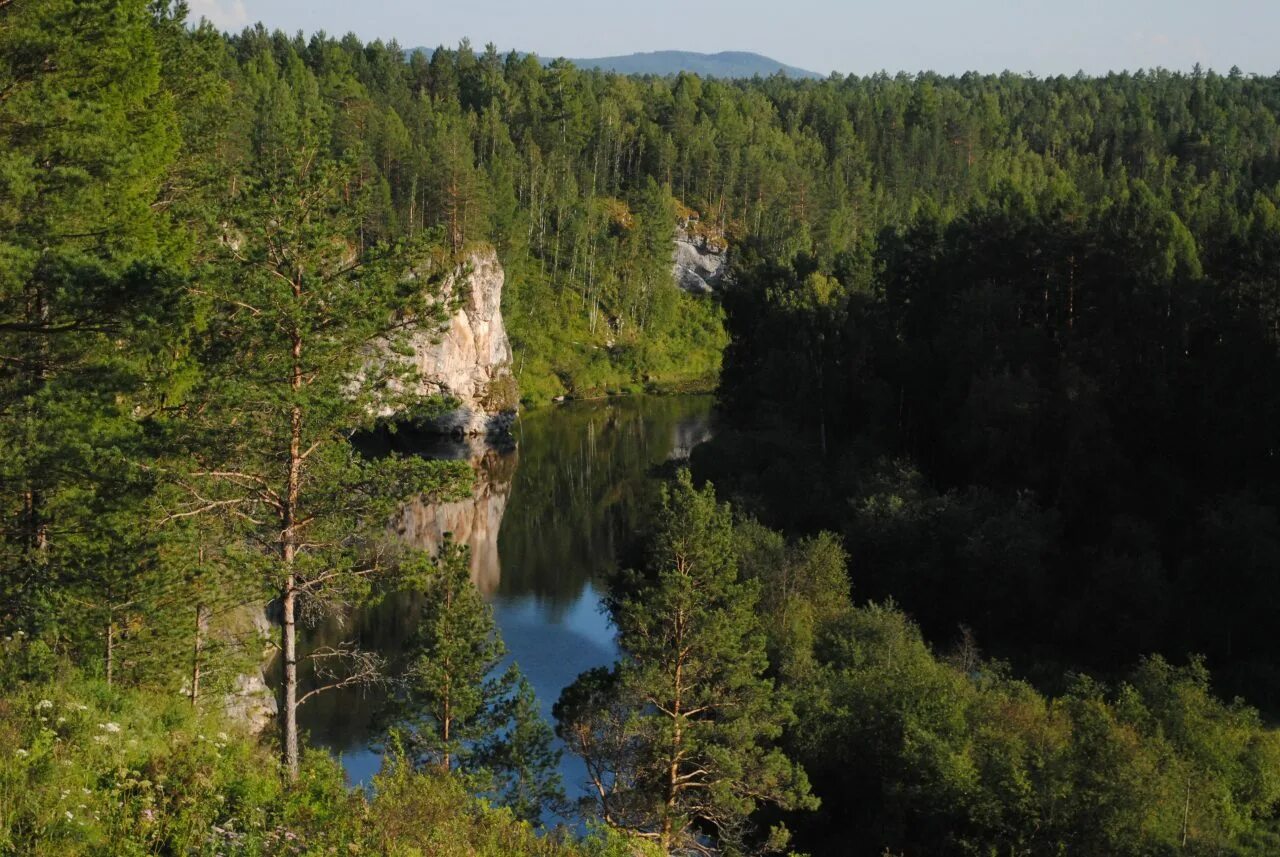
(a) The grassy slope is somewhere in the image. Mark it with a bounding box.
[0,644,645,856]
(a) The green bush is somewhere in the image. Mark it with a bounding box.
[0,647,644,856]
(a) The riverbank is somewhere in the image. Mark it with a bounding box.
[504,255,729,409]
[518,372,719,409]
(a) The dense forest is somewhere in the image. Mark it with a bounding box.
[4,0,1280,854]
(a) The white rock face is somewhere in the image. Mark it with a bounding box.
[223,670,276,735]
[221,605,277,735]
[390,247,518,435]
[673,226,728,294]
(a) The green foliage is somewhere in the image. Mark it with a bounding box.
[392,541,564,822]
[734,522,851,684]
[395,541,510,772]
[0,649,598,856]
[476,676,566,825]
[779,601,1280,856]
[714,168,1280,705]
[556,471,814,855]
[0,0,183,673]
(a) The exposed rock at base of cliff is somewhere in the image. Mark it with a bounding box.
[223,669,276,735]
[219,605,277,735]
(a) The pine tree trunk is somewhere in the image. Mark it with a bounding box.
[22,286,50,566]
[441,581,453,772]
[661,625,686,854]
[105,617,114,687]
[282,580,298,778]
[441,702,451,772]
[191,602,207,706]
[281,323,304,781]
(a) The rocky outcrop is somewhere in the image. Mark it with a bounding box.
[220,605,277,735]
[384,247,518,435]
[391,438,517,595]
[673,225,728,294]
[223,670,276,735]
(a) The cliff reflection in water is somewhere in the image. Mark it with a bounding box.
[392,440,517,596]
[298,395,715,788]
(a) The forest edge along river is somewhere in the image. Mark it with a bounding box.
[290,395,715,803]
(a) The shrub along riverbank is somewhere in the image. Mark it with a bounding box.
[0,639,643,856]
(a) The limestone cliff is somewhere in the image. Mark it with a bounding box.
[673,224,728,294]
[386,247,518,435]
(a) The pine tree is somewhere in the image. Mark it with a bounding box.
[395,541,508,772]
[556,470,816,855]
[154,513,265,706]
[168,45,468,779]
[477,675,564,824]
[427,108,489,253]
[392,540,563,822]
[0,0,184,676]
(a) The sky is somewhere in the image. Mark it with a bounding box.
[187,0,1280,77]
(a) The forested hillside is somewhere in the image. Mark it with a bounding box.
[693,67,1280,708]
[5,0,1280,853]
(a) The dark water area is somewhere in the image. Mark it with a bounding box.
[296,395,715,798]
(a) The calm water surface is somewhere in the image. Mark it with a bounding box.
[297,395,715,798]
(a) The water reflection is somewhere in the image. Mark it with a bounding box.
[393,441,517,596]
[297,395,715,793]
[496,395,715,607]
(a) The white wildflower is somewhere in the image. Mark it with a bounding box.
[99,722,121,733]
[36,699,53,710]
[92,735,109,745]
[14,749,28,758]
[64,811,73,821]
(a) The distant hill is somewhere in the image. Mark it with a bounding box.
[560,51,823,80]
[407,47,823,80]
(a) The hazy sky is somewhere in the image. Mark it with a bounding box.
[187,0,1280,76]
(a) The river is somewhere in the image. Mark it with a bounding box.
[296,395,716,800]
